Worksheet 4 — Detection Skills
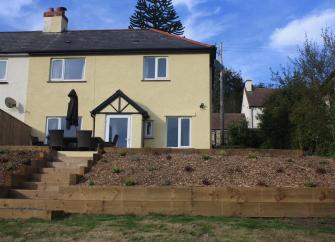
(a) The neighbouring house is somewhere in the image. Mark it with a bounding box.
[0,7,216,149]
[0,54,29,121]
[241,80,274,128]
[211,113,245,146]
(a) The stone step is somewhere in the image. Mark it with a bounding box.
[21,182,61,191]
[31,173,78,184]
[40,167,84,175]
[8,189,60,200]
[0,207,55,220]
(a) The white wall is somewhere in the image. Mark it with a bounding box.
[241,88,263,128]
[0,57,29,121]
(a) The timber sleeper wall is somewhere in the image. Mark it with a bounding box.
[0,187,333,217]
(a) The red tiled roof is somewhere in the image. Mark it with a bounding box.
[211,113,246,130]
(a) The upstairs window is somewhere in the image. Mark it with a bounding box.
[50,58,85,81]
[0,60,8,81]
[144,57,168,80]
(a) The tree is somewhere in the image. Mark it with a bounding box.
[129,0,184,35]
[212,61,244,113]
[260,29,335,155]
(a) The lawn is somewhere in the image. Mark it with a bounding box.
[0,215,334,241]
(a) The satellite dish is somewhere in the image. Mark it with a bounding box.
[5,97,17,108]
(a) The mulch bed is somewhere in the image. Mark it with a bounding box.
[0,149,43,184]
[80,152,335,187]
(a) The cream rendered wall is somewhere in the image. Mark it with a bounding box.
[0,57,29,121]
[25,53,211,149]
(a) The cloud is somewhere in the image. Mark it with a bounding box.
[270,9,335,49]
[0,0,42,30]
[173,0,204,10]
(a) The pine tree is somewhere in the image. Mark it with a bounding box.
[129,0,185,35]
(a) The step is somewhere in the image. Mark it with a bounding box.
[31,173,78,184]
[21,182,61,191]
[57,151,97,158]
[8,189,60,200]
[0,208,55,220]
[46,160,92,168]
[40,167,84,175]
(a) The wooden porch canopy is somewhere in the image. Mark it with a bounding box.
[90,89,149,136]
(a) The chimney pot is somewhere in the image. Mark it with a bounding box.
[245,80,253,92]
[43,7,68,33]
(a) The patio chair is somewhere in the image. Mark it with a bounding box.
[77,130,93,150]
[48,130,64,150]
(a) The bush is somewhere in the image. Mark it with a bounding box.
[166,155,172,160]
[120,151,127,157]
[88,179,95,186]
[112,167,123,174]
[202,155,212,161]
[184,165,194,172]
[304,181,318,188]
[228,120,262,148]
[124,180,137,186]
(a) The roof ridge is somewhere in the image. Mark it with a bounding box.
[149,28,214,48]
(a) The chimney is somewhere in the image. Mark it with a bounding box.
[43,7,68,33]
[245,80,253,92]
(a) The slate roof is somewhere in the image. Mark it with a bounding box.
[246,88,275,107]
[0,28,215,55]
[211,113,246,130]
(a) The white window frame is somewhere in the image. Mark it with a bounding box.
[143,56,169,80]
[105,115,132,148]
[167,117,192,148]
[50,58,86,81]
[0,60,8,82]
[144,120,154,138]
[45,116,83,143]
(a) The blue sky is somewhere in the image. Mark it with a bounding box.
[1,0,335,84]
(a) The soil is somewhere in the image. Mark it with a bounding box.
[0,149,43,184]
[80,152,335,187]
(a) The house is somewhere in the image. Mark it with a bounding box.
[0,7,216,149]
[241,80,274,128]
[211,113,245,146]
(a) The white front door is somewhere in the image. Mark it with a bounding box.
[105,115,131,148]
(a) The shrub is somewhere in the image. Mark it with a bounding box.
[124,180,137,186]
[112,167,123,174]
[88,179,95,186]
[153,151,161,156]
[304,181,318,188]
[248,152,258,160]
[166,155,172,160]
[287,158,295,163]
[184,165,194,172]
[120,151,127,157]
[21,159,31,166]
[219,150,227,156]
[202,155,212,161]
[147,165,157,172]
[315,167,327,175]
[162,179,171,186]
[319,160,329,165]
[130,155,141,161]
[202,178,211,186]
[276,167,284,173]
[5,162,14,171]
[0,149,6,155]
[256,180,268,187]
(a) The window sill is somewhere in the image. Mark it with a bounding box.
[144,137,154,139]
[0,82,8,84]
[141,79,171,82]
[47,80,87,83]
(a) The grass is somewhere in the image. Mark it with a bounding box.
[0,215,334,241]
